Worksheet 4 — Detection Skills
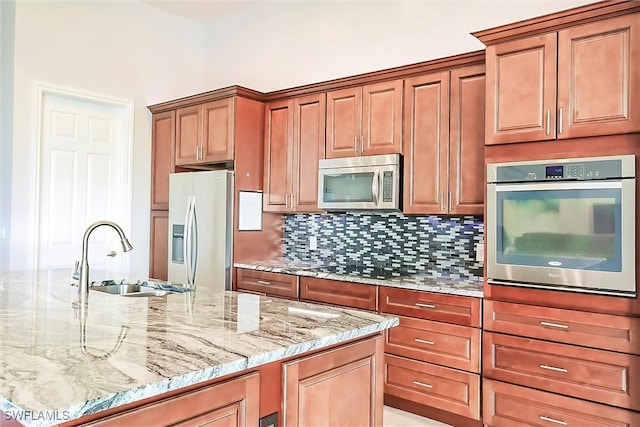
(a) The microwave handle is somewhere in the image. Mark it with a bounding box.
[372,170,380,205]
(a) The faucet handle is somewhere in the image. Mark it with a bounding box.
[106,250,117,258]
[72,261,80,280]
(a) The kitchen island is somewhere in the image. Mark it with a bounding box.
[0,270,398,427]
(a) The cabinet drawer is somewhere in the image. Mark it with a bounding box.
[484,379,640,427]
[484,332,640,410]
[236,269,299,299]
[379,287,481,327]
[385,316,480,373]
[484,300,640,354]
[299,277,377,311]
[384,354,480,420]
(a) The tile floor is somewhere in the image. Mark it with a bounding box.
[383,406,451,427]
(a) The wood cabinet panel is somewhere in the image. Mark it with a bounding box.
[150,111,175,210]
[557,14,640,139]
[384,354,480,420]
[149,210,168,281]
[449,65,485,215]
[175,105,201,165]
[202,99,234,163]
[326,87,361,158]
[87,372,259,427]
[362,80,403,156]
[385,316,480,373]
[379,287,481,327]
[299,277,377,311]
[484,379,640,427]
[484,300,640,355]
[236,269,299,299]
[283,335,383,427]
[485,33,557,144]
[484,332,640,410]
[263,100,293,211]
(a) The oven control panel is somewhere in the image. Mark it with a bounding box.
[490,156,634,183]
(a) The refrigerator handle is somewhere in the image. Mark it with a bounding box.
[191,196,199,286]
[184,196,195,287]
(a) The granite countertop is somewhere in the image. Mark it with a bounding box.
[234,260,484,298]
[0,270,398,427]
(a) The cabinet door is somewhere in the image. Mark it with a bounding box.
[175,104,201,165]
[362,80,403,156]
[292,94,325,212]
[263,100,293,212]
[283,335,383,427]
[326,87,361,158]
[299,277,377,311]
[202,98,234,163]
[486,33,557,144]
[151,111,175,210]
[557,14,640,139]
[236,268,299,299]
[149,210,168,281]
[449,65,485,215]
[402,72,449,214]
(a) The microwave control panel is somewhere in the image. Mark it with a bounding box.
[382,171,394,202]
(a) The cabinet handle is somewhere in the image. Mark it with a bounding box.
[414,338,435,345]
[558,107,564,134]
[539,415,568,425]
[354,137,358,154]
[415,302,436,309]
[539,321,569,330]
[257,280,271,286]
[539,364,567,373]
[412,380,433,389]
[290,193,295,210]
[448,191,452,212]
[546,110,551,135]
[285,194,289,209]
[360,135,364,154]
[440,192,445,211]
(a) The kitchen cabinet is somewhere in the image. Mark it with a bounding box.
[263,94,325,213]
[326,80,403,158]
[85,372,260,426]
[150,111,175,210]
[484,13,640,145]
[282,335,384,427]
[149,210,168,281]
[236,268,299,299]
[403,64,485,215]
[299,277,378,311]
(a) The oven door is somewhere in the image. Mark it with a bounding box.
[486,179,635,296]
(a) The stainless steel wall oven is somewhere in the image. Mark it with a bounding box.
[486,155,636,296]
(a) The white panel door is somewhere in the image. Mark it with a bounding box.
[38,93,130,278]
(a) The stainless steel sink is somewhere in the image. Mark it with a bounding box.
[89,280,193,297]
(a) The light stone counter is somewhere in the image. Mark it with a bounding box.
[234,261,484,298]
[0,270,397,426]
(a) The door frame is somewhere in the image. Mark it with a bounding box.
[32,82,134,272]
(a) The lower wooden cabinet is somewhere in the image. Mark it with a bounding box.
[149,210,168,281]
[85,372,260,426]
[484,379,640,427]
[299,277,378,311]
[236,268,299,299]
[282,335,384,427]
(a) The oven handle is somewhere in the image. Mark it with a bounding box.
[493,180,624,192]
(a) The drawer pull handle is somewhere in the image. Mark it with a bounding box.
[412,380,433,389]
[540,415,568,425]
[415,303,436,309]
[257,280,271,285]
[540,321,569,330]
[414,338,435,345]
[539,364,567,373]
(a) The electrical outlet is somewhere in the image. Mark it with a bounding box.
[475,243,484,262]
[309,236,317,250]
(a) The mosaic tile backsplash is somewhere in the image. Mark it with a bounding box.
[283,213,484,279]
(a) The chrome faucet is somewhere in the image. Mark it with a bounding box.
[77,221,133,303]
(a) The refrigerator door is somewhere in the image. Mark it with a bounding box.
[168,173,192,284]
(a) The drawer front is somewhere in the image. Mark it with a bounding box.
[385,316,480,373]
[484,332,640,410]
[236,269,299,299]
[384,354,480,420]
[484,379,640,427]
[299,277,377,311]
[485,300,640,355]
[379,287,481,327]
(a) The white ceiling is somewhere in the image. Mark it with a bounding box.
[141,0,261,23]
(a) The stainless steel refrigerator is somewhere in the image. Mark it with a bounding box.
[168,170,233,290]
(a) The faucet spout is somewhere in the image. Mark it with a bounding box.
[78,221,133,304]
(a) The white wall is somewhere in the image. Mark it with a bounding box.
[10,0,208,274]
[202,0,599,92]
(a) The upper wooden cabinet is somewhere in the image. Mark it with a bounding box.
[403,64,485,215]
[482,12,640,145]
[176,98,234,165]
[264,94,325,213]
[326,80,403,158]
[151,111,175,210]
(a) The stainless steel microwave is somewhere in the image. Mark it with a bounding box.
[318,154,401,211]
